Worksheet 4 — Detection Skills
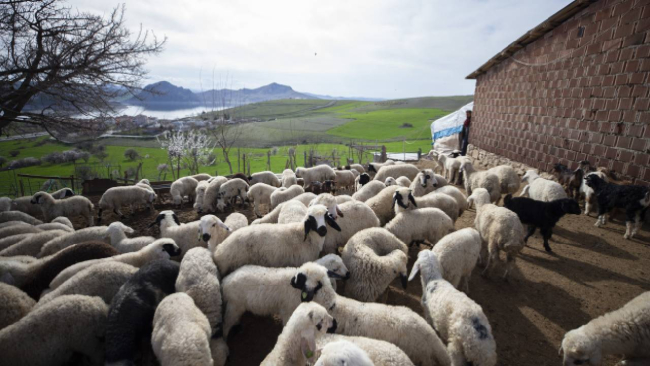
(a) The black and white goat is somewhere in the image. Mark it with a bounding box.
[553,163,583,200]
[585,175,650,239]
[503,194,581,252]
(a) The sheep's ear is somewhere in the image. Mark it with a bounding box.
[291,273,307,290]
[124,225,135,234]
[408,261,420,281]
[557,345,563,356]
[304,217,315,241]
[408,193,417,207]
[148,213,164,228]
[335,205,344,218]
[392,191,401,207]
[172,214,180,225]
[325,214,341,232]
[162,243,181,256]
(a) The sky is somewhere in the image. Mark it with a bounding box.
[68,0,572,100]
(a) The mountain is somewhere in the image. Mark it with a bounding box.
[302,92,385,102]
[127,81,317,107]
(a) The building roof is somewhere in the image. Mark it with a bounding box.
[466,0,598,79]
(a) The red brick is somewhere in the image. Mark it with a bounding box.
[630,73,647,83]
[638,17,650,32]
[604,134,617,146]
[605,50,619,63]
[645,168,650,182]
[628,124,645,137]
[602,75,615,86]
[618,149,634,162]
[623,110,637,122]
[612,160,625,174]
[617,136,632,148]
[626,164,641,178]
[637,45,650,58]
[632,85,649,97]
[623,32,646,47]
[610,61,625,74]
[635,98,650,110]
[625,60,640,72]
[613,0,633,16]
[635,152,650,165]
[631,137,648,151]
[641,59,650,71]
[619,47,634,61]
[619,98,634,109]
[615,74,628,84]
[639,112,650,123]
[617,85,632,97]
[606,146,619,159]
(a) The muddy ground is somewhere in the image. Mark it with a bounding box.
[66,187,650,366]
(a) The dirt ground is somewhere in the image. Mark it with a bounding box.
[67,187,650,366]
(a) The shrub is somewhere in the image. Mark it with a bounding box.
[0,156,6,168]
[8,157,41,169]
[399,123,413,128]
[62,150,83,164]
[78,151,91,163]
[75,165,98,181]
[94,151,109,162]
[9,150,19,157]
[124,148,140,161]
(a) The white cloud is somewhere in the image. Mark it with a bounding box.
[68,0,572,99]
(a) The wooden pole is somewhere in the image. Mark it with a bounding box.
[242,154,246,176]
[70,175,75,192]
[19,179,24,197]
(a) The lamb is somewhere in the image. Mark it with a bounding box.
[271,184,305,209]
[0,283,35,330]
[310,281,452,366]
[30,191,94,226]
[520,169,567,202]
[503,194,581,252]
[408,250,497,366]
[0,210,43,225]
[192,173,213,181]
[251,192,318,225]
[105,259,179,366]
[170,176,199,206]
[261,302,337,366]
[48,238,181,290]
[136,178,154,192]
[314,340,374,366]
[429,228,482,292]
[352,180,386,202]
[385,207,454,248]
[216,177,250,211]
[0,295,108,366]
[467,188,525,279]
[248,182,279,216]
[367,160,395,177]
[580,171,608,215]
[296,165,337,189]
[435,185,468,216]
[487,165,521,195]
[282,168,298,187]
[97,185,156,223]
[38,226,110,257]
[9,196,43,217]
[0,222,42,237]
[335,170,356,192]
[194,180,211,213]
[384,177,397,186]
[586,174,650,239]
[341,228,408,302]
[199,213,248,253]
[316,335,415,366]
[201,176,228,212]
[460,161,501,204]
[36,261,137,308]
[149,210,202,258]
[560,291,650,366]
[310,193,345,220]
[393,187,459,223]
[152,292,214,366]
[36,216,74,232]
[249,170,282,187]
[105,221,155,253]
[432,152,462,185]
[213,204,341,276]
[0,229,69,257]
[279,199,308,224]
[373,164,420,182]
[321,200,380,255]
[221,261,344,338]
[364,185,401,225]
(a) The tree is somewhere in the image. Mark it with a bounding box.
[0,1,165,140]
[124,148,141,161]
[94,150,108,162]
[157,130,215,178]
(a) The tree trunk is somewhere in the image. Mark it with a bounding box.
[222,149,233,174]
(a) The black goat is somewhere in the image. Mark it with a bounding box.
[504,194,581,252]
[585,174,650,239]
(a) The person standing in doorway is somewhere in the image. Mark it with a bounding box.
[458,110,471,156]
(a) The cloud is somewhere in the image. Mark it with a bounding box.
[68,0,572,99]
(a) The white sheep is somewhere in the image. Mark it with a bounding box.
[30,191,94,226]
[487,165,520,194]
[335,195,354,204]
[460,161,501,204]
[467,188,525,279]
[105,221,155,253]
[135,178,154,191]
[0,282,35,330]
[0,222,42,237]
[213,204,341,276]
[152,292,214,366]
[200,213,248,253]
[201,176,228,212]
[221,261,344,337]
[520,169,567,202]
[335,170,356,192]
[409,171,439,197]
[0,197,11,212]
[341,228,408,302]
[249,170,282,187]
[316,335,415,366]
[216,177,250,211]
[36,216,74,232]
[278,200,308,224]
[261,302,336,366]
[48,238,181,289]
[97,185,156,223]
[0,234,32,252]
[384,177,397,186]
[560,291,650,366]
[191,173,213,181]
[170,176,199,207]
[149,210,202,258]
[385,207,454,247]
[0,211,43,225]
[0,294,108,366]
[373,164,420,182]
[367,160,395,177]
[251,192,317,225]
[315,340,374,366]
[36,261,137,308]
[435,185,468,216]
[270,184,305,209]
[296,165,337,189]
[321,200,380,255]
[396,176,411,187]
[10,196,43,217]
[408,250,497,366]
[249,182,279,216]
[393,187,459,223]
[365,185,401,225]
[347,164,365,174]
[38,226,109,257]
[282,168,297,187]
[312,283,452,366]
[309,193,344,221]
[0,229,68,257]
[193,180,210,213]
[352,180,386,202]
[432,152,462,185]
[431,227,481,292]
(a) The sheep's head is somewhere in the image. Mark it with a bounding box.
[418,170,438,188]
[393,188,416,210]
[199,214,230,243]
[148,210,180,228]
[315,341,374,366]
[560,328,601,366]
[316,254,350,280]
[149,238,182,259]
[367,163,377,173]
[389,250,409,289]
[139,179,151,186]
[521,169,538,184]
[303,204,341,241]
[408,250,443,284]
[62,188,75,198]
[147,191,157,203]
[30,191,50,205]
[385,177,397,186]
[467,188,490,209]
[290,262,331,302]
[584,174,606,191]
[358,173,370,186]
[310,194,343,220]
[559,199,582,215]
[291,303,336,363]
[295,168,305,178]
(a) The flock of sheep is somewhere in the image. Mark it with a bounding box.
[0,151,648,366]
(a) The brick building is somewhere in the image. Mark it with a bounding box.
[467,0,650,185]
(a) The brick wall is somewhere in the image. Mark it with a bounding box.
[472,0,650,185]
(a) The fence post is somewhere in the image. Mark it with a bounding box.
[304,151,307,167]
[418,148,422,161]
[242,154,246,176]
[238,148,241,173]
[70,175,75,192]
[19,179,24,197]
[267,151,271,171]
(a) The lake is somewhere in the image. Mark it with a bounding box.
[117,105,223,119]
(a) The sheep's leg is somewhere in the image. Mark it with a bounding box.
[223,304,245,340]
[503,252,515,280]
[447,340,466,366]
[584,195,592,215]
[113,208,125,219]
[481,248,495,277]
[632,209,646,238]
[253,201,262,218]
[462,275,470,294]
[541,227,553,252]
[87,214,94,227]
[97,208,103,224]
[524,225,536,243]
